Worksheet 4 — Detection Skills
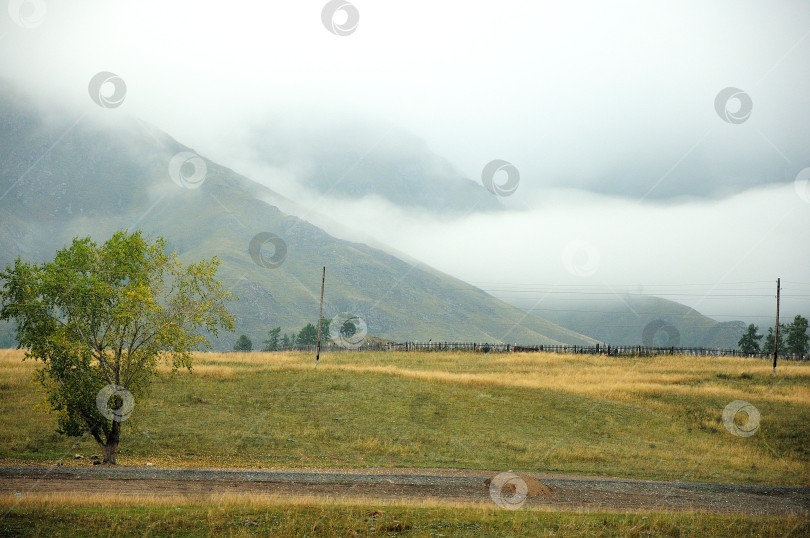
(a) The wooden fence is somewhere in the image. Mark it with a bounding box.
[275,341,807,360]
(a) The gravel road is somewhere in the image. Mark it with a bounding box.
[1,466,807,516]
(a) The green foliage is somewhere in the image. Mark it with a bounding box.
[296,323,318,346]
[785,315,809,355]
[263,327,281,351]
[272,320,329,350]
[762,316,809,356]
[762,324,786,355]
[0,230,235,461]
[737,324,762,353]
[233,335,252,352]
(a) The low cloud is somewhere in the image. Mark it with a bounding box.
[277,182,810,324]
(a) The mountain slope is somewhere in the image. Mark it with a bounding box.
[245,120,503,215]
[0,83,595,349]
[507,294,746,349]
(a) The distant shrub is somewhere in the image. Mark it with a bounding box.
[233,335,252,352]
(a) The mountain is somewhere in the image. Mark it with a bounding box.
[0,82,596,350]
[243,120,503,215]
[506,294,747,349]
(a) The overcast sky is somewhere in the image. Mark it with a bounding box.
[2,0,809,322]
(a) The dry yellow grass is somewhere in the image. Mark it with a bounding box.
[144,350,810,407]
[2,348,808,486]
[9,493,805,538]
[0,491,511,511]
[2,491,806,538]
[6,347,809,409]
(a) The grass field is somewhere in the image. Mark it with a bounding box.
[1,494,807,537]
[1,348,808,486]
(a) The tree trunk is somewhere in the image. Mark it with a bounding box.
[101,441,118,464]
[101,420,120,464]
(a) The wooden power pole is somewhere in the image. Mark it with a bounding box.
[773,277,780,375]
[316,266,326,366]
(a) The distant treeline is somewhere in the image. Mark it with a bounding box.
[234,320,333,352]
[232,315,810,358]
[738,316,809,356]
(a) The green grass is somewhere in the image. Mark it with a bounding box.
[1,498,806,537]
[1,349,808,485]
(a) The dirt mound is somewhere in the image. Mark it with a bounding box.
[484,474,553,497]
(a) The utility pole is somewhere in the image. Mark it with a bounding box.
[773,277,780,375]
[315,266,326,366]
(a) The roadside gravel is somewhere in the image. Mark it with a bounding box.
[1,466,806,516]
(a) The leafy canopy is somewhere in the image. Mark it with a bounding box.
[234,334,253,352]
[785,315,809,355]
[296,323,319,346]
[0,230,235,443]
[737,323,762,354]
[263,327,281,351]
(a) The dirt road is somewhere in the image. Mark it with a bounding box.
[1,466,807,515]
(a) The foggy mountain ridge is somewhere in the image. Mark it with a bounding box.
[0,79,789,351]
[1,1,808,334]
[220,119,505,216]
[510,294,749,349]
[0,82,601,349]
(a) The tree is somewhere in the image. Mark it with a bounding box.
[0,231,234,464]
[263,327,281,351]
[280,333,292,350]
[762,324,787,355]
[785,315,809,356]
[296,323,318,346]
[737,324,762,354]
[233,334,252,352]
